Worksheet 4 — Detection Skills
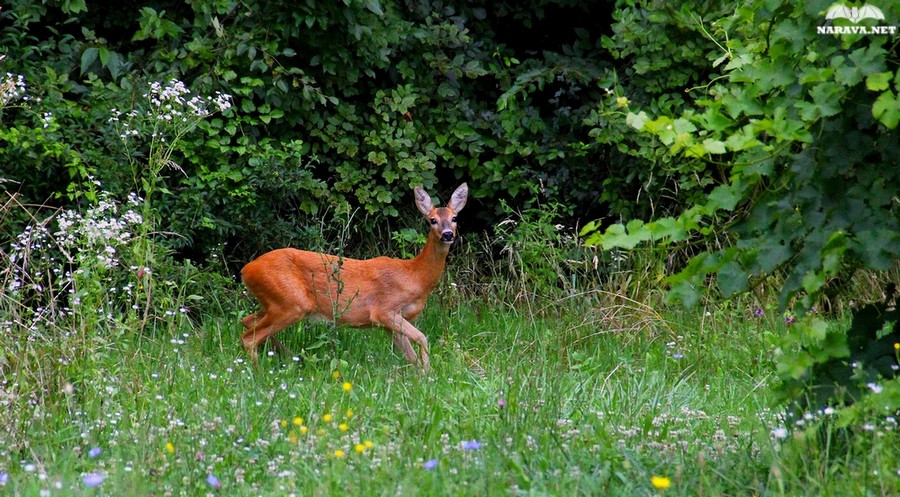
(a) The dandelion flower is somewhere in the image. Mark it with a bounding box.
[300,426,308,435]
[334,449,345,458]
[354,444,366,454]
[345,408,354,418]
[83,473,105,487]
[165,442,175,454]
[293,417,304,426]
[342,381,352,392]
[323,413,333,423]
[423,459,438,470]
[364,440,373,449]
[339,423,349,432]
[651,475,671,489]
[332,371,341,379]
[895,342,899,351]
[280,419,288,428]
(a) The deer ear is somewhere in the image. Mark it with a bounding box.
[448,183,468,213]
[414,187,434,216]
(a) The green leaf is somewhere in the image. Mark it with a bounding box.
[866,71,892,91]
[365,0,384,15]
[80,47,98,75]
[872,91,900,129]
[702,139,726,155]
[625,111,648,130]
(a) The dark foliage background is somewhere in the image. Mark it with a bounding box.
[1,0,724,264]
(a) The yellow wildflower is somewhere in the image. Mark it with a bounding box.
[364,440,374,449]
[894,342,899,351]
[334,449,345,458]
[299,425,308,435]
[651,476,671,490]
[165,442,175,454]
[332,371,341,379]
[342,382,352,392]
[323,413,333,423]
[280,419,288,428]
[345,409,354,418]
[339,423,349,432]
[354,443,366,454]
[293,416,303,426]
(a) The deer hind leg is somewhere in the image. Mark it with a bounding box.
[377,313,430,372]
[241,304,305,364]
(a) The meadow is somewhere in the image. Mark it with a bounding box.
[4,256,898,497]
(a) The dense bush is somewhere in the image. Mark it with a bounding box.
[1,0,733,265]
[581,0,899,420]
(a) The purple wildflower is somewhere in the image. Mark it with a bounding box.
[88,447,102,458]
[461,440,482,451]
[784,315,796,325]
[753,308,764,317]
[423,459,438,470]
[497,399,507,407]
[83,473,105,487]
[206,473,222,489]
[0,471,8,485]
[673,353,684,360]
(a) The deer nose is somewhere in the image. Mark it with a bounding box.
[441,230,455,242]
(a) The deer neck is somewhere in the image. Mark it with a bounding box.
[410,234,450,290]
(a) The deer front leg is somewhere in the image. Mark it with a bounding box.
[385,330,418,365]
[378,313,430,372]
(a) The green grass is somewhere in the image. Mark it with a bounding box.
[2,295,899,496]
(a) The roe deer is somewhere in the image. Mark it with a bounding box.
[240,183,469,370]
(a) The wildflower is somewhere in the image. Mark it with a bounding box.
[423,459,438,470]
[354,444,366,454]
[332,371,342,379]
[342,381,352,392]
[88,447,102,458]
[280,420,288,428]
[166,442,175,454]
[299,426,309,435]
[672,353,684,360]
[83,473,105,487]
[345,408,354,418]
[339,423,349,432]
[894,343,899,351]
[461,440,482,451]
[334,449,345,458]
[497,399,507,408]
[293,417,304,426]
[784,315,795,325]
[323,413,333,423]
[771,427,788,439]
[206,473,222,489]
[867,382,883,394]
[753,308,764,317]
[0,471,8,485]
[650,475,671,489]
[364,440,374,449]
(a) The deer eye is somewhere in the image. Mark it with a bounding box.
[451,216,457,223]
[430,218,438,225]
